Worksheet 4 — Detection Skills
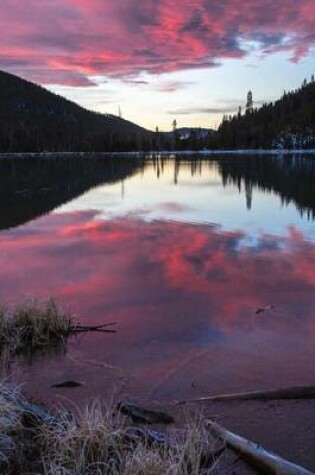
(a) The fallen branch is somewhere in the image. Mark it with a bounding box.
[70,322,117,334]
[205,419,314,475]
[71,323,116,331]
[180,386,315,404]
[72,328,116,334]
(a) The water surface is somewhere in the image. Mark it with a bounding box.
[0,154,314,403]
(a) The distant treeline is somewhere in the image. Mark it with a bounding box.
[177,78,315,150]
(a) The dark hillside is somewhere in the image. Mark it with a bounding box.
[0,70,153,152]
[214,78,315,149]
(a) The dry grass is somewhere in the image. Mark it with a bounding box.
[0,382,25,472]
[0,383,222,475]
[0,306,10,346]
[0,298,72,354]
[40,405,222,474]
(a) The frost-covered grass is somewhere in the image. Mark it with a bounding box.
[41,404,217,475]
[0,298,72,354]
[0,382,222,475]
[0,382,28,473]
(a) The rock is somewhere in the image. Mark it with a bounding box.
[255,305,274,314]
[117,402,174,425]
[123,427,167,448]
[51,380,83,388]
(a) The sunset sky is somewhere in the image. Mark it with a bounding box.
[1,0,315,130]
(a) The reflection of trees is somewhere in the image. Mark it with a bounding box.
[151,154,315,218]
[0,156,145,230]
[2,153,314,231]
[219,155,315,219]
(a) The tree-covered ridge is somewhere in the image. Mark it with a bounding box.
[178,77,315,150]
[216,78,315,149]
[0,70,153,152]
[1,69,315,152]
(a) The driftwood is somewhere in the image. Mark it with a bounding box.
[205,420,314,475]
[117,402,175,425]
[181,386,315,404]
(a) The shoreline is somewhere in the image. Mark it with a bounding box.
[1,380,314,474]
[0,148,315,160]
[0,381,232,475]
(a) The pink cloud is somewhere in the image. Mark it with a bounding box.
[0,0,314,86]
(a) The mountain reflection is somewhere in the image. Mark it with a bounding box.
[0,156,144,230]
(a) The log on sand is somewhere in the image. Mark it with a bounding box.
[206,420,314,475]
[183,386,315,404]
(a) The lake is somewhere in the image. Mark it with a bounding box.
[0,153,315,404]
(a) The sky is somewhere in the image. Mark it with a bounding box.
[1,0,315,130]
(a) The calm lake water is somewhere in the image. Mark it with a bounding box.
[0,154,315,403]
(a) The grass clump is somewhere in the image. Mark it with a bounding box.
[0,298,72,354]
[0,382,26,472]
[40,403,220,475]
[0,306,10,346]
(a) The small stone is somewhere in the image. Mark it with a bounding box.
[51,380,83,388]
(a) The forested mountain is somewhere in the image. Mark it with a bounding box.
[1,70,315,152]
[179,78,315,150]
[0,70,154,152]
[215,78,315,149]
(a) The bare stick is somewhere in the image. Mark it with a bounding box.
[72,328,116,334]
[70,323,117,334]
[180,386,315,404]
[70,323,116,331]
